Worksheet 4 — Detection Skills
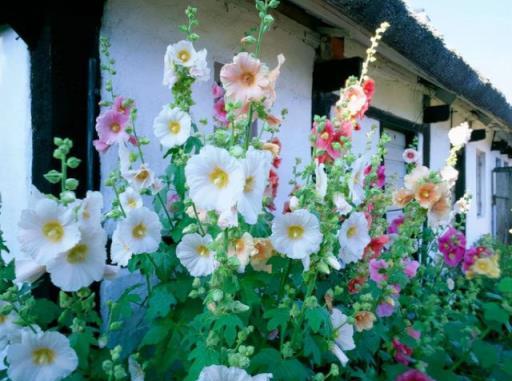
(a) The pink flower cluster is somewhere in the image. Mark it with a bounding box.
[388,215,404,234]
[438,227,466,267]
[93,96,134,153]
[392,338,413,365]
[364,164,386,188]
[396,369,433,381]
[312,119,352,163]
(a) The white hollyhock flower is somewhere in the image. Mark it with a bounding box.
[338,212,370,264]
[333,193,352,215]
[176,233,217,277]
[440,165,458,188]
[448,122,472,147]
[185,145,244,212]
[117,207,162,254]
[7,329,78,381]
[118,142,132,175]
[110,228,133,267]
[124,164,156,192]
[288,196,300,211]
[349,156,367,205]
[196,365,272,381]
[315,160,327,199]
[46,226,107,292]
[119,187,143,212]
[330,308,355,367]
[0,302,19,343]
[128,355,145,381]
[402,148,419,164]
[228,232,255,272]
[167,40,198,68]
[76,191,103,228]
[153,106,192,149]
[404,165,429,190]
[14,259,46,284]
[18,198,80,265]
[238,148,272,224]
[189,49,210,81]
[218,206,239,228]
[270,209,323,270]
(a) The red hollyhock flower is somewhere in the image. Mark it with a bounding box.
[348,276,366,294]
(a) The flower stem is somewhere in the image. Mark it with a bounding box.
[192,203,206,236]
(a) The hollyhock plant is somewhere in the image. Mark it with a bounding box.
[396,369,433,381]
[402,148,419,164]
[388,215,405,234]
[402,257,420,278]
[392,338,413,365]
[369,258,388,283]
[94,109,130,149]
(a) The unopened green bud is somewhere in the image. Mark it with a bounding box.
[65,178,79,191]
[109,321,123,331]
[330,363,339,376]
[317,261,330,275]
[192,277,201,288]
[211,289,223,302]
[102,360,113,373]
[66,157,81,168]
[44,170,62,184]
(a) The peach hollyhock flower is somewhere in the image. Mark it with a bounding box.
[250,238,275,273]
[220,52,270,105]
[428,185,451,228]
[354,311,376,332]
[393,188,414,208]
[472,256,500,278]
[262,54,285,109]
[337,85,368,119]
[404,165,429,190]
[414,182,441,209]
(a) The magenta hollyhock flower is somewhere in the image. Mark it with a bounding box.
[406,327,421,340]
[388,215,405,234]
[113,96,131,117]
[463,247,478,271]
[392,338,413,365]
[438,227,466,267]
[212,83,224,99]
[396,369,433,381]
[95,109,129,146]
[369,259,388,283]
[376,165,386,187]
[213,98,228,125]
[402,258,420,278]
[376,300,395,317]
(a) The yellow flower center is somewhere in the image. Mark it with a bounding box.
[244,176,255,193]
[67,244,88,264]
[127,198,138,209]
[0,315,6,324]
[209,167,229,189]
[320,132,330,140]
[111,123,121,133]
[241,72,255,86]
[178,49,191,63]
[132,223,147,239]
[136,169,150,182]
[32,347,56,365]
[347,225,358,238]
[42,221,64,243]
[196,245,209,257]
[421,190,430,199]
[235,238,245,254]
[287,225,304,240]
[168,121,181,135]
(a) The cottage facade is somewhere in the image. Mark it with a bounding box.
[1,0,511,253]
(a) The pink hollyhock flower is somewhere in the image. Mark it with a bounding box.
[392,338,413,365]
[402,258,420,278]
[342,85,368,117]
[220,52,268,104]
[95,109,129,146]
[369,259,388,283]
[213,98,228,125]
[166,191,180,213]
[362,78,375,102]
[113,96,131,117]
[402,148,419,164]
[388,215,405,234]
[348,276,366,294]
[212,83,224,99]
[407,327,421,340]
[438,227,466,267]
[396,369,433,381]
[364,164,386,188]
[376,300,395,317]
[313,120,335,155]
[364,235,390,260]
[93,139,110,153]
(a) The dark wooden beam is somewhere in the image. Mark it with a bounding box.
[423,104,450,124]
[313,57,363,92]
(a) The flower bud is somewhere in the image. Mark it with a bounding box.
[66,157,81,169]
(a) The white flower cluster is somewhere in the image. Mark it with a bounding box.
[163,40,210,89]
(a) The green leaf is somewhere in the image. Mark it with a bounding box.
[147,283,177,321]
[142,319,171,346]
[305,307,331,335]
[213,314,244,346]
[303,333,322,364]
[33,298,60,327]
[483,302,509,324]
[69,331,95,368]
[264,307,289,331]
[251,348,311,381]
[498,277,512,294]
[472,340,498,369]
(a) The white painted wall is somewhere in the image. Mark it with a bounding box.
[100,0,315,211]
[0,27,32,262]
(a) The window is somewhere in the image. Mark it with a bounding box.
[476,150,486,217]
